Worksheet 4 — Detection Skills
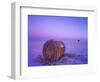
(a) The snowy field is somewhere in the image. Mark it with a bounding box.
[28,38,88,66]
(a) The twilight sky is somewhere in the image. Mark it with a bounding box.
[28,15,88,39]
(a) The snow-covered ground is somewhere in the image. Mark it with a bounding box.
[28,38,88,66]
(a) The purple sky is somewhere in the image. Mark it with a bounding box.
[28,15,88,39]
